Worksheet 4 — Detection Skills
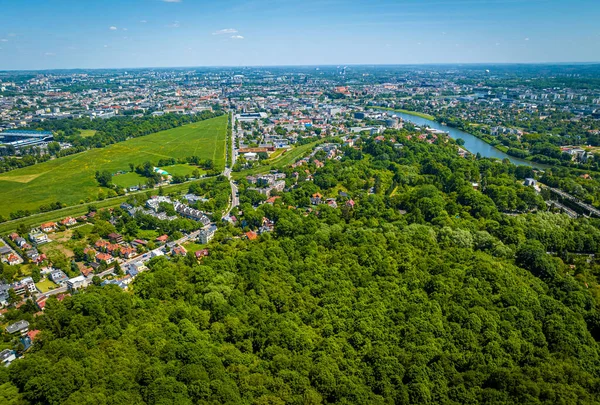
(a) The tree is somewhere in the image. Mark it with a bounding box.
[114,261,123,276]
[7,289,20,306]
[95,170,113,188]
[31,267,42,283]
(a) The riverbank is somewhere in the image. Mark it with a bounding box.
[372,109,546,168]
[366,106,436,121]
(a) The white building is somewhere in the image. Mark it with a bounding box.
[67,275,88,291]
[199,224,218,244]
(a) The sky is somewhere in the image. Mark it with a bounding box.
[0,0,599,70]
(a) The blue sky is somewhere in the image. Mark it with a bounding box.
[0,0,599,70]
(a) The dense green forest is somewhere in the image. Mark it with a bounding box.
[3,130,600,404]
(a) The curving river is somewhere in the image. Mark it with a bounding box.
[375,110,546,169]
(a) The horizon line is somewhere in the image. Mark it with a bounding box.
[2,61,600,73]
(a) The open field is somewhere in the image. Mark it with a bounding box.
[0,177,212,235]
[79,130,97,138]
[112,172,147,188]
[0,115,227,218]
[165,164,201,177]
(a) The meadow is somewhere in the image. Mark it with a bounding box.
[0,115,227,218]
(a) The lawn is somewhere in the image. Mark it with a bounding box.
[112,172,147,188]
[164,164,202,177]
[79,130,97,138]
[0,115,227,218]
[137,229,159,240]
[183,242,205,253]
[36,278,59,293]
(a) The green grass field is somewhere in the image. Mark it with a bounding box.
[0,178,209,235]
[183,242,205,253]
[112,172,147,188]
[36,279,58,293]
[165,164,201,177]
[79,130,97,138]
[0,115,227,218]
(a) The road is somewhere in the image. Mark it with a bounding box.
[35,230,201,300]
[222,111,240,219]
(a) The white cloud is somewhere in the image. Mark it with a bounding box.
[213,28,238,35]
[122,28,128,31]
[231,35,244,40]
[0,39,8,42]
[44,52,56,56]
[167,21,181,28]
[524,37,530,41]
[140,20,147,23]
[104,45,109,48]
[109,26,118,30]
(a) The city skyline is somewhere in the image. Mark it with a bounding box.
[1,0,600,70]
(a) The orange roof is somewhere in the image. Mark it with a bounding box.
[245,231,258,241]
[27,330,41,341]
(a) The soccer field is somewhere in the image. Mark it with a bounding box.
[0,115,227,218]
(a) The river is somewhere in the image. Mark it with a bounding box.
[375,110,546,169]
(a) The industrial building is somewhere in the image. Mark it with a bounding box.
[0,130,54,149]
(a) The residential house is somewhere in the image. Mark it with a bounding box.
[131,239,148,248]
[15,237,27,248]
[6,254,21,266]
[311,193,322,205]
[95,240,110,251]
[120,246,136,259]
[171,246,187,257]
[198,224,218,244]
[67,275,88,291]
[173,202,211,225]
[6,320,29,335]
[11,277,36,295]
[0,349,16,367]
[245,231,258,241]
[156,235,169,244]
[95,252,114,265]
[60,217,77,227]
[49,270,68,285]
[108,233,124,244]
[81,268,94,277]
[29,231,49,245]
[40,222,57,233]
[195,249,209,260]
